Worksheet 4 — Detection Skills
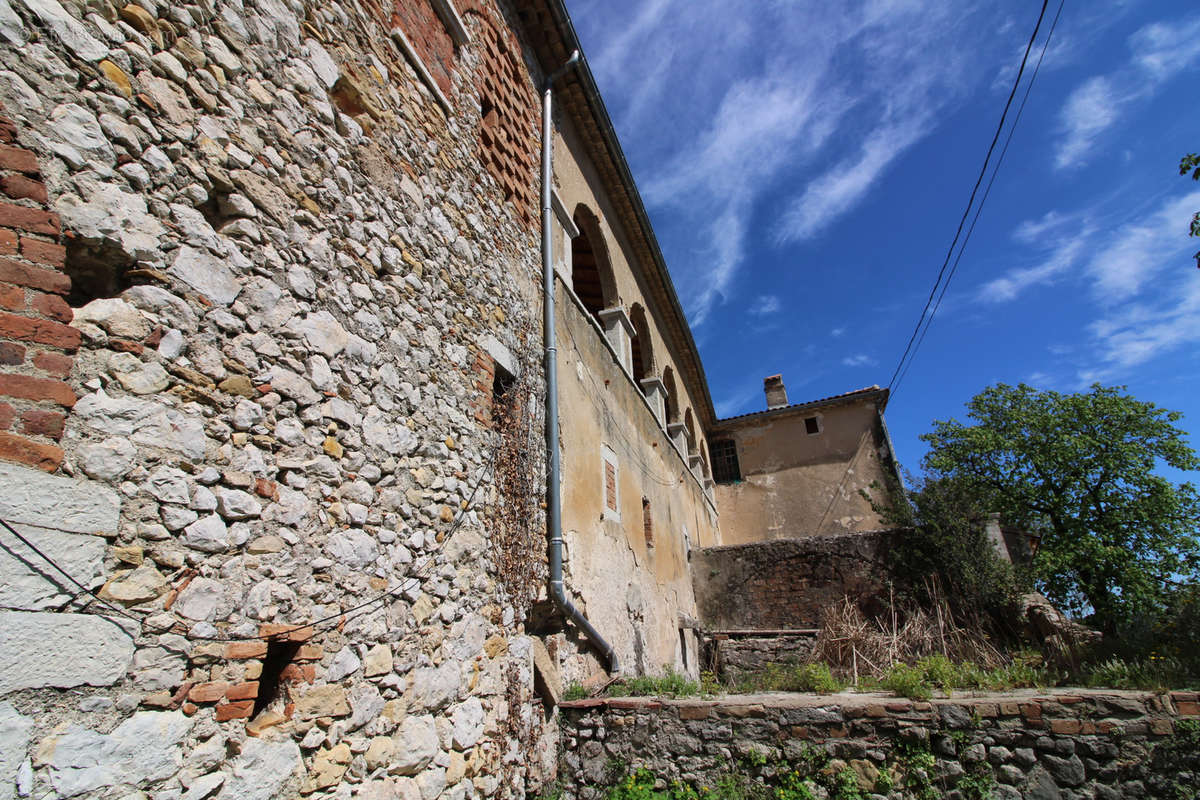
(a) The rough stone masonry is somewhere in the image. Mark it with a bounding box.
[0,0,562,795]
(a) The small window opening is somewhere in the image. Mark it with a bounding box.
[252,638,302,718]
[642,497,653,546]
[679,627,688,671]
[492,362,515,406]
[804,416,821,436]
[604,460,617,512]
[710,439,740,484]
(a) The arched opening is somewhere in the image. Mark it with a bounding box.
[570,206,617,321]
[683,408,697,453]
[699,438,711,479]
[661,366,680,425]
[628,303,653,385]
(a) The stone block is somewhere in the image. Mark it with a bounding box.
[0,461,118,534]
[0,611,134,693]
[0,520,107,610]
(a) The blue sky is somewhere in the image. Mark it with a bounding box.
[566,0,1200,477]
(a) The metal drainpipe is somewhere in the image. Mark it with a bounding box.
[541,50,621,675]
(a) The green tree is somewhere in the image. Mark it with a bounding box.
[921,383,1200,635]
[1179,153,1200,243]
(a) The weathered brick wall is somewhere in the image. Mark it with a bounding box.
[693,531,902,631]
[559,690,1200,799]
[0,106,76,471]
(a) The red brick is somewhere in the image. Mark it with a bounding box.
[109,338,144,354]
[18,237,65,268]
[0,311,80,350]
[0,144,38,174]
[0,430,63,471]
[0,402,12,430]
[31,349,72,377]
[0,202,58,235]
[0,258,69,294]
[20,409,64,438]
[224,641,268,659]
[294,644,323,661]
[280,663,316,684]
[1048,719,1082,735]
[0,121,16,145]
[215,700,254,721]
[188,681,230,703]
[0,175,47,204]
[0,284,22,311]
[678,705,710,720]
[1177,701,1200,717]
[226,681,260,701]
[254,478,278,499]
[258,624,313,641]
[31,292,71,323]
[0,373,75,407]
[0,229,14,256]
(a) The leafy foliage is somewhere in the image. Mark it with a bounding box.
[609,668,700,699]
[1180,153,1200,239]
[921,383,1200,635]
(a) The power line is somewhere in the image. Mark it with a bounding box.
[0,442,498,643]
[890,0,1065,399]
[886,0,1055,398]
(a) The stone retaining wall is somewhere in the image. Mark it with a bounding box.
[706,634,817,681]
[558,690,1200,799]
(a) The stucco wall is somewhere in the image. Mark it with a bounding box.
[557,278,716,681]
[714,400,893,543]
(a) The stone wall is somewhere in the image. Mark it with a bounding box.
[0,0,565,795]
[705,634,817,681]
[559,690,1200,799]
[692,531,901,631]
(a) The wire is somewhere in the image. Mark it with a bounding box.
[886,0,1054,397]
[890,0,1065,400]
[0,442,499,643]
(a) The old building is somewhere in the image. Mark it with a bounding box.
[0,0,898,797]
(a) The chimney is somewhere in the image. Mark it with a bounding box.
[764,374,788,409]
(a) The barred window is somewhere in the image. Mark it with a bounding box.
[709,439,740,484]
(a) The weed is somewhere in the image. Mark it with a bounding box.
[610,668,701,699]
[563,683,588,701]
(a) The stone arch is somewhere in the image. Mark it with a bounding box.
[570,205,617,321]
[628,303,654,384]
[699,437,711,479]
[661,366,680,425]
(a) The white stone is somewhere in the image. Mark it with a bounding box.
[0,0,27,45]
[304,38,338,89]
[76,437,138,481]
[49,103,113,162]
[230,399,263,431]
[263,366,320,406]
[180,772,224,800]
[389,715,437,776]
[145,466,191,504]
[0,520,107,611]
[362,409,417,454]
[325,529,378,570]
[325,646,361,682]
[292,310,349,358]
[215,739,302,800]
[0,612,134,693]
[182,515,229,553]
[0,702,33,800]
[72,298,152,340]
[450,697,484,749]
[216,489,261,520]
[416,766,446,800]
[242,579,295,620]
[191,485,217,512]
[0,461,119,534]
[56,183,165,263]
[172,576,223,621]
[348,684,384,730]
[109,353,170,395]
[172,245,240,306]
[123,286,198,332]
[15,0,107,60]
[42,711,192,797]
[70,390,206,459]
[409,660,458,711]
[158,328,185,359]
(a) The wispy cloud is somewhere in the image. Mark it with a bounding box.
[1082,277,1200,380]
[831,327,846,338]
[977,232,1089,303]
[583,0,1020,326]
[1054,13,1200,170]
[749,294,781,316]
[841,354,877,368]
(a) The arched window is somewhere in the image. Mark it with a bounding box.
[628,303,654,385]
[683,408,697,452]
[661,366,680,425]
[570,206,617,321]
